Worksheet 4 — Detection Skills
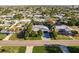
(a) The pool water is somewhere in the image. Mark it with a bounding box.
[43,31,51,38]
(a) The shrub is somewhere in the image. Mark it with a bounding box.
[71,30,78,34]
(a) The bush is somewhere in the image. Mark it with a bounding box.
[13,14,24,20]
[0,28,2,31]
[75,21,79,26]
[51,29,57,39]
[67,21,75,26]
[71,30,78,34]
[37,30,43,36]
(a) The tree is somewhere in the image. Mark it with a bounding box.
[25,31,29,39]
[75,20,79,26]
[71,30,78,35]
[31,17,34,24]
[31,31,37,37]
[17,30,26,39]
[46,19,55,30]
[51,26,57,40]
[37,30,43,36]
[2,9,12,15]
[67,20,75,26]
[27,23,33,33]
[52,29,57,40]
[13,14,24,20]
[0,27,2,31]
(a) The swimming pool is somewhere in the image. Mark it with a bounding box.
[43,31,51,38]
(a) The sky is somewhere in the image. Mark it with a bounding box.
[0,0,79,5]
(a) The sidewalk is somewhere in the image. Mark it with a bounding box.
[25,46,34,53]
[59,45,70,53]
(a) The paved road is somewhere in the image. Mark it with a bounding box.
[0,40,79,46]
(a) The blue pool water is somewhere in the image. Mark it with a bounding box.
[43,32,51,38]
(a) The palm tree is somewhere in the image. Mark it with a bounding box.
[50,25,57,40]
[31,17,34,24]
[37,30,43,36]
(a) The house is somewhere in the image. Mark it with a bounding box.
[32,25,49,32]
[0,29,13,34]
[56,25,70,31]
[58,29,73,35]
[34,18,45,22]
[20,19,31,23]
[0,14,15,20]
[54,14,64,19]
[56,25,73,35]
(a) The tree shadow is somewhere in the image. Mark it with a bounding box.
[44,44,62,53]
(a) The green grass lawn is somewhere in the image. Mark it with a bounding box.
[0,46,26,53]
[56,35,72,40]
[0,33,7,40]
[67,46,79,53]
[33,46,62,53]
[26,36,41,40]
[10,33,41,40]
[73,37,79,40]
[9,33,24,40]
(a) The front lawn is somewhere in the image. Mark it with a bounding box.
[33,45,62,53]
[26,36,41,40]
[0,46,26,53]
[56,35,72,40]
[67,46,79,53]
[73,36,79,40]
[10,33,24,40]
[10,33,42,40]
[0,33,7,40]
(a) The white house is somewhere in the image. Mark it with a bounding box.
[0,14,15,20]
[56,25,70,31]
[32,25,49,32]
[34,18,45,22]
